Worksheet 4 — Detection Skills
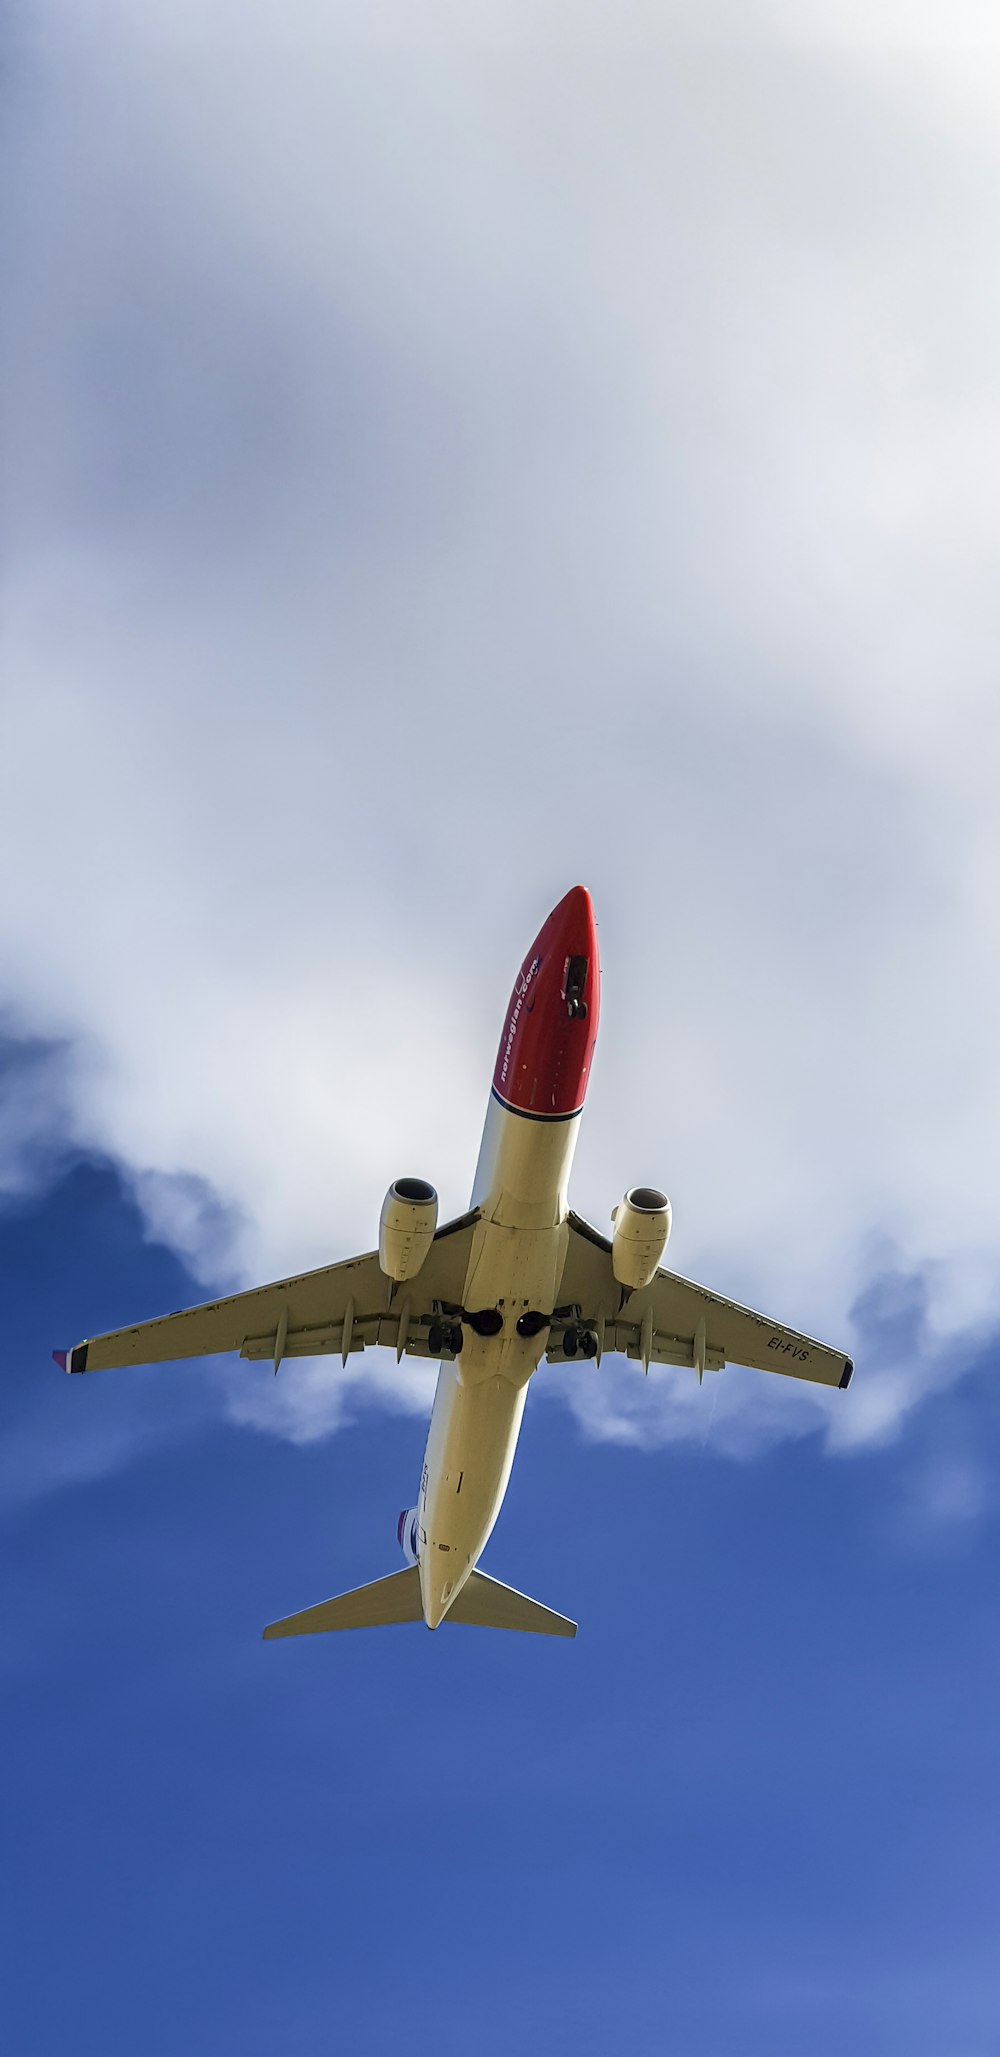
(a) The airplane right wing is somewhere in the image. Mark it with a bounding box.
[550,1211,853,1390]
[56,1211,481,1376]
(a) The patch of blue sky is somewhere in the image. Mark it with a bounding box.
[4,1090,1000,2054]
[6,5,1000,2043]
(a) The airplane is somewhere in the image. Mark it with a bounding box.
[55,886,853,1640]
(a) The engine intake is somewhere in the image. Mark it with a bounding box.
[611,1186,672,1291]
[379,1178,438,1282]
[397,1506,420,1565]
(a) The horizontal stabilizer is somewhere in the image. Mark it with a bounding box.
[447,1569,577,1637]
[263,1567,422,1637]
[262,1565,577,1638]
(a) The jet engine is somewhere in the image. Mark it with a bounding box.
[379,1178,439,1281]
[397,1506,420,1565]
[611,1186,672,1290]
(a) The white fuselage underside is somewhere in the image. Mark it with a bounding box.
[417,1094,580,1627]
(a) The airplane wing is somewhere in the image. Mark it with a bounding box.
[55,1210,481,1375]
[549,1212,853,1389]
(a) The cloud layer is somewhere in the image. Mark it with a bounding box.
[4,1,1000,1456]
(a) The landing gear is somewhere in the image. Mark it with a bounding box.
[564,953,589,1020]
[558,1325,597,1360]
[466,1308,504,1338]
[427,1321,464,1357]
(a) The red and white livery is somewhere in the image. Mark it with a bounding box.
[56,888,853,1640]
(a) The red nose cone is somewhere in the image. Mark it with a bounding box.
[492,886,601,1119]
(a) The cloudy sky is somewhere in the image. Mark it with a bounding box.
[4,5,1000,2048]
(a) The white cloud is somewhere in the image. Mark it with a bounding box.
[0,1029,79,1200]
[219,1350,439,1446]
[4,0,1000,1457]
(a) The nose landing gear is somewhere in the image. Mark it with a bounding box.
[563,954,589,1020]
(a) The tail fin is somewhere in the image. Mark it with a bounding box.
[447,1569,576,1637]
[263,1567,422,1637]
[263,1565,576,1639]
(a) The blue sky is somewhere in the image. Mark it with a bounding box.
[6,3,1000,2048]
[5,1129,1000,2055]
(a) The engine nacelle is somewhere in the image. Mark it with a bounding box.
[379,1178,439,1281]
[611,1186,672,1290]
[397,1506,420,1565]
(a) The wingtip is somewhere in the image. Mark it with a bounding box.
[56,1343,89,1374]
[839,1358,854,1390]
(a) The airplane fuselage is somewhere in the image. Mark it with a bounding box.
[58,879,854,1643]
[413,887,599,1627]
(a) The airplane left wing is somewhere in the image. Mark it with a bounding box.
[55,1211,481,1375]
[550,1212,853,1390]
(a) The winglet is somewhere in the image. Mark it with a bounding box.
[839,1358,854,1390]
[55,1343,89,1374]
